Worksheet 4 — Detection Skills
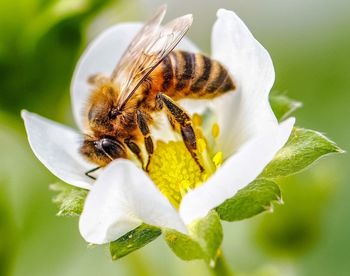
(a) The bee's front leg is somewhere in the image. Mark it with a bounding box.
[156,93,204,172]
[136,110,154,171]
[124,138,144,168]
[85,166,101,180]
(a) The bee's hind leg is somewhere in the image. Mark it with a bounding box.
[136,110,154,172]
[156,93,204,172]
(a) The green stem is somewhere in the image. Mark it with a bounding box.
[208,249,234,276]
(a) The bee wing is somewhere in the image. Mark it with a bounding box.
[111,7,193,110]
[111,4,166,80]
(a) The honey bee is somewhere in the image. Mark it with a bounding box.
[80,5,235,178]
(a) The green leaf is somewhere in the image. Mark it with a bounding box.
[110,224,161,260]
[216,179,281,222]
[269,93,302,121]
[164,210,223,263]
[189,210,223,261]
[50,183,87,216]
[261,128,344,178]
[163,230,204,260]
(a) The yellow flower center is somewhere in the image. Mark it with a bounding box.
[148,141,203,208]
[148,115,224,209]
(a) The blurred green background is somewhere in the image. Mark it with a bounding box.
[0,0,349,275]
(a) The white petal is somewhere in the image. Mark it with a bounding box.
[21,110,93,190]
[150,112,181,143]
[179,118,295,225]
[79,159,186,244]
[177,35,200,52]
[71,23,200,131]
[208,9,278,157]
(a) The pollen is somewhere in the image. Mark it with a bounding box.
[148,141,204,208]
[212,151,223,168]
[192,113,203,126]
[212,123,220,138]
[197,138,207,153]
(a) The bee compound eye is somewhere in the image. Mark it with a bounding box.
[100,138,125,159]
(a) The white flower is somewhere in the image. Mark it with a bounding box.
[22,9,295,244]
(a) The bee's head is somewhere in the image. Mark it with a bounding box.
[87,85,120,133]
[80,136,127,166]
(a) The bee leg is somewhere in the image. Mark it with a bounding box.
[167,114,180,132]
[125,138,144,168]
[156,93,204,172]
[85,166,101,180]
[136,110,154,172]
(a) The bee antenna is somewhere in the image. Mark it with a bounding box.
[110,108,121,119]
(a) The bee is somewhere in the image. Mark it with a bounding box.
[80,5,235,178]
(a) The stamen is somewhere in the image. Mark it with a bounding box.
[212,123,220,138]
[212,152,223,168]
[148,115,224,208]
[192,113,202,126]
[197,138,207,153]
[148,141,204,208]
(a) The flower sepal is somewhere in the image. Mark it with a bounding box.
[269,92,302,122]
[216,178,282,222]
[164,210,223,265]
[261,127,344,179]
[109,224,162,260]
[50,182,88,217]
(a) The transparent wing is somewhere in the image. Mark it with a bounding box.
[111,6,193,110]
[110,5,166,80]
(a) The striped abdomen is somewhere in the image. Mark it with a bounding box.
[150,50,235,100]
